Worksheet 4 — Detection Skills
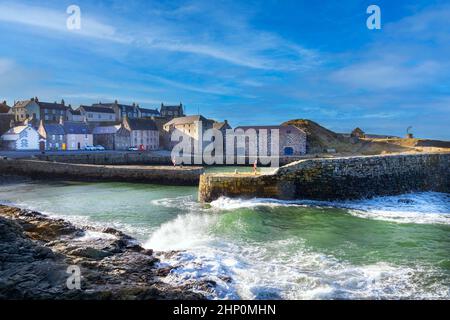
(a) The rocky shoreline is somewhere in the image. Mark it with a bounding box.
[0,205,205,300]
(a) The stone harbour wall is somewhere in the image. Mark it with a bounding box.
[199,153,450,202]
[35,152,173,165]
[0,159,203,186]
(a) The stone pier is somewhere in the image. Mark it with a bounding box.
[199,153,450,202]
[0,159,203,186]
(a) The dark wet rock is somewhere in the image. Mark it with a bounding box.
[0,205,204,300]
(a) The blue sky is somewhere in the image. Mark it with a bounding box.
[0,0,449,139]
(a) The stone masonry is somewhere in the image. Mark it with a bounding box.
[199,153,450,202]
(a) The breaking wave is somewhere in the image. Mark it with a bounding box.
[210,192,450,225]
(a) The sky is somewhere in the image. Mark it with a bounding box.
[0,0,449,139]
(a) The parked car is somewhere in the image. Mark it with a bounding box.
[95,145,105,151]
[128,146,139,151]
[84,145,96,151]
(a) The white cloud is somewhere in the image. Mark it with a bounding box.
[0,1,319,71]
[0,2,128,43]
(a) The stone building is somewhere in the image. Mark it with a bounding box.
[160,103,184,118]
[163,115,214,151]
[92,124,131,150]
[138,107,160,118]
[92,101,140,122]
[78,105,116,122]
[234,125,307,156]
[38,121,65,150]
[123,118,159,151]
[11,98,41,122]
[0,101,14,138]
[38,100,68,123]
[67,108,84,122]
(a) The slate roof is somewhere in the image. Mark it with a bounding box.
[213,121,230,130]
[13,100,33,109]
[38,102,68,111]
[80,105,116,114]
[164,115,211,126]
[139,107,160,116]
[43,124,65,135]
[94,103,137,113]
[3,126,28,135]
[126,118,158,131]
[63,122,91,134]
[161,104,183,112]
[69,109,81,115]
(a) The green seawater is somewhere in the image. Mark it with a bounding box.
[0,179,449,300]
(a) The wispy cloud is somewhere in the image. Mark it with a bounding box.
[0,2,128,43]
[0,1,319,70]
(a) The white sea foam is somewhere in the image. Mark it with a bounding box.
[151,233,450,300]
[143,206,450,300]
[210,192,450,225]
[144,212,219,251]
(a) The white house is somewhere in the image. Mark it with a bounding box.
[0,125,41,150]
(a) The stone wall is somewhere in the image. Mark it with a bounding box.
[199,153,450,202]
[33,152,305,166]
[35,152,173,165]
[0,159,203,185]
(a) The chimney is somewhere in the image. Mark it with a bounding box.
[132,102,136,107]
[114,99,118,104]
[224,120,228,124]
[59,116,64,125]
[2,100,6,105]
[61,99,65,106]
[35,97,39,102]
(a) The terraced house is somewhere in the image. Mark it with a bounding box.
[78,105,116,122]
[38,121,65,150]
[160,103,184,118]
[60,118,93,150]
[39,100,68,122]
[123,118,159,151]
[92,100,140,122]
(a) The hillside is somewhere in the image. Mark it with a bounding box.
[282,119,449,155]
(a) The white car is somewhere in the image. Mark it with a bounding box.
[128,146,139,151]
[84,145,96,151]
[95,145,105,151]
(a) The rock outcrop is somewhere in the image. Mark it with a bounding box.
[0,205,204,300]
